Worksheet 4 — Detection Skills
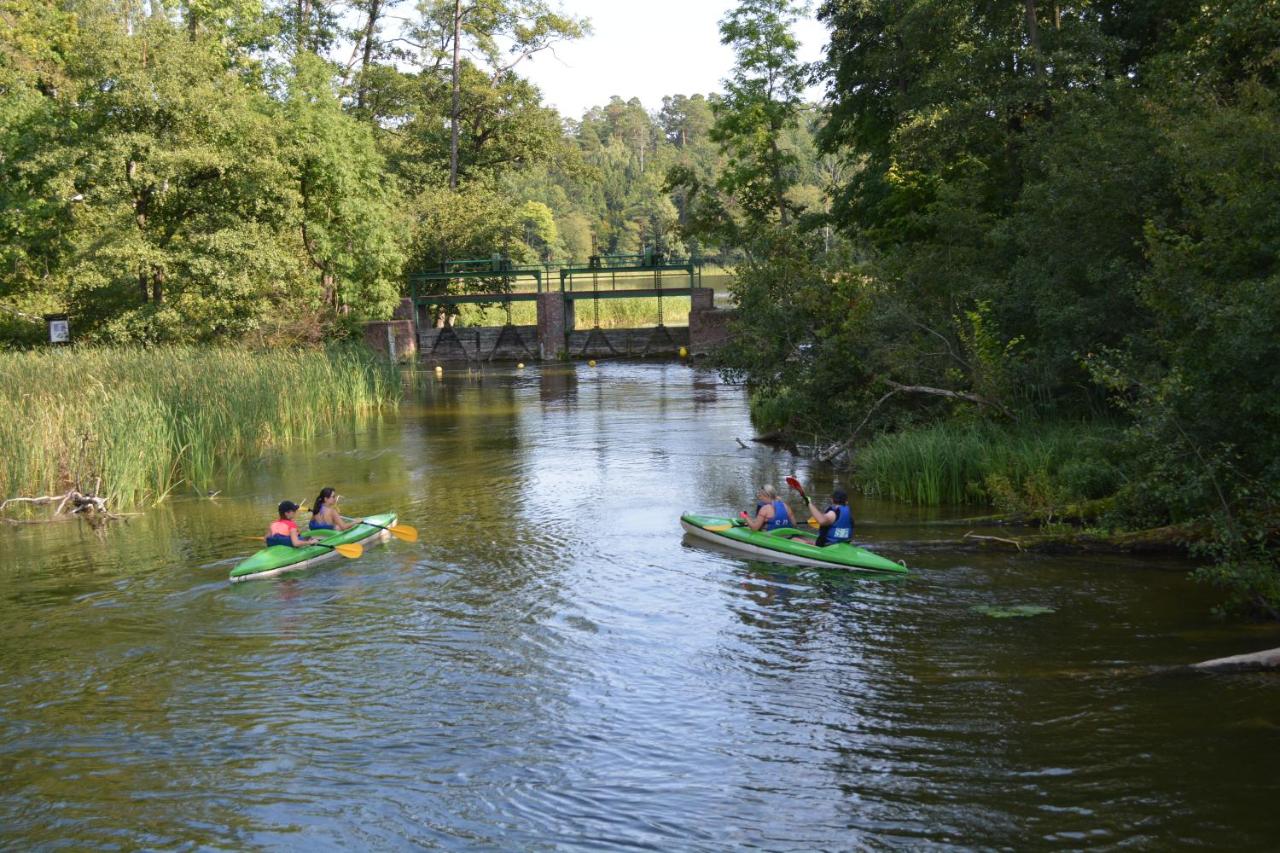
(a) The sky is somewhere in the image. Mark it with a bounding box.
[518,1,830,120]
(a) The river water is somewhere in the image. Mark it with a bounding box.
[1,362,1277,849]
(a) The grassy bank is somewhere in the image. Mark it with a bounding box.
[455,297,690,330]
[854,421,1125,517]
[0,346,400,510]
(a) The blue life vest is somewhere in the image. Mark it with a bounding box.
[309,520,335,531]
[817,504,853,546]
[756,499,792,531]
[767,499,791,531]
[265,533,293,547]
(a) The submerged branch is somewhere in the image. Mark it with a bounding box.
[963,530,1024,551]
[0,488,122,522]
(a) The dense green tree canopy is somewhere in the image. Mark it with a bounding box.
[4,0,1278,612]
[696,0,1280,614]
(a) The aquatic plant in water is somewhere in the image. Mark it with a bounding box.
[971,604,1056,619]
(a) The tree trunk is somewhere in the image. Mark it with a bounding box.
[296,0,311,54]
[449,0,462,189]
[1024,0,1040,75]
[322,269,335,307]
[356,0,382,110]
[769,135,789,226]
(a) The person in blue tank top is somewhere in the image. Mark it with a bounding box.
[745,485,796,532]
[804,488,854,546]
[309,487,359,532]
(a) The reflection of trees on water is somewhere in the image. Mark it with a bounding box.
[538,366,578,411]
[692,371,718,410]
[733,565,819,618]
[408,370,526,533]
[720,562,895,813]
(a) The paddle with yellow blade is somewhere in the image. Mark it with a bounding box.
[352,518,418,542]
[244,537,363,558]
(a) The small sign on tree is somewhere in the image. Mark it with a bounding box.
[44,314,70,344]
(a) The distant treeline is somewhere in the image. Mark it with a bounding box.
[2,0,809,344]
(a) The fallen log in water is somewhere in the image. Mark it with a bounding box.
[925,525,1196,556]
[0,481,121,523]
[1191,647,1280,673]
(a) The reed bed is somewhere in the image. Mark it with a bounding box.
[0,346,399,510]
[854,420,1123,508]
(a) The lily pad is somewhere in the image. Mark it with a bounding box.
[971,604,1056,619]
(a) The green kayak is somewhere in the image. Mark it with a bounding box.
[680,513,907,574]
[230,512,398,583]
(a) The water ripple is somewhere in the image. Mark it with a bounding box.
[1,363,1274,849]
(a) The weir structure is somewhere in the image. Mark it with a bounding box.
[382,251,732,363]
[406,256,546,363]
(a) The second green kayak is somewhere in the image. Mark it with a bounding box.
[680,513,907,573]
[230,512,398,583]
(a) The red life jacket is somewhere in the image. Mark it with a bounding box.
[269,518,298,537]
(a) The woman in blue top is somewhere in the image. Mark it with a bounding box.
[309,487,359,532]
[746,485,795,532]
[804,488,854,546]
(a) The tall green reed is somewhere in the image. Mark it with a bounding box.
[0,345,400,510]
[854,420,1123,508]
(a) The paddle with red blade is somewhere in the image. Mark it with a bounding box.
[784,475,809,504]
[785,476,821,528]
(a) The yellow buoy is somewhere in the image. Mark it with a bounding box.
[678,346,688,358]
[588,359,596,367]
[516,362,525,369]
[434,365,443,374]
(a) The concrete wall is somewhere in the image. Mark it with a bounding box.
[688,287,734,355]
[398,288,722,362]
[566,325,690,358]
[361,299,418,362]
[419,322,690,361]
[536,291,569,360]
[363,319,416,362]
[419,324,539,363]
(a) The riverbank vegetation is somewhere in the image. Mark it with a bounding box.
[685,0,1280,617]
[0,347,399,511]
[853,422,1125,516]
[3,0,1277,614]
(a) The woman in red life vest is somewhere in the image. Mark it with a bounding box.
[264,500,322,547]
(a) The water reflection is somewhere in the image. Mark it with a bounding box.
[0,362,1276,849]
